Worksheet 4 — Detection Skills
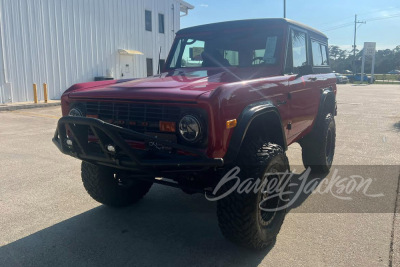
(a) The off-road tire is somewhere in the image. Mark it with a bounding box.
[81,161,153,207]
[216,139,290,250]
[301,113,336,173]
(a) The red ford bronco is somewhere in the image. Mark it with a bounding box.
[54,18,336,250]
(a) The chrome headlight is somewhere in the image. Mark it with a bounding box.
[68,107,84,117]
[179,115,202,142]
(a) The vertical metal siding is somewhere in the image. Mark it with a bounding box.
[0,0,183,103]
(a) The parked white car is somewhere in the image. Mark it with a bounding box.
[335,73,349,84]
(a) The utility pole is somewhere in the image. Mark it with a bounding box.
[352,14,366,74]
[284,0,286,18]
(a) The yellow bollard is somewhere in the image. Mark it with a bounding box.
[33,84,38,104]
[43,83,48,103]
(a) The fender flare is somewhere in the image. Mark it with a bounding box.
[316,87,336,123]
[223,101,287,164]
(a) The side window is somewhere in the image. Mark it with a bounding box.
[291,30,307,72]
[224,50,239,66]
[312,40,323,66]
[285,29,307,74]
[184,39,205,67]
[253,49,266,65]
[145,10,152,32]
[311,40,329,66]
[321,45,328,65]
[252,36,278,66]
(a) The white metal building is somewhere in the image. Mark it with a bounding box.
[0,0,193,104]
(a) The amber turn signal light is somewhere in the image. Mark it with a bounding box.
[86,114,99,119]
[159,121,176,132]
[226,119,237,129]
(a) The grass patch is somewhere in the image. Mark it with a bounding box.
[345,74,400,84]
[374,81,400,85]
[374,74,400,81]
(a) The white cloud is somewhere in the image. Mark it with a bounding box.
[377,11,392,17]
[199,4,209,8]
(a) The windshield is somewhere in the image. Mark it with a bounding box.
[167,28,283,69]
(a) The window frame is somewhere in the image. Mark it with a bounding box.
[284,26,309,74]
[166,32,283,70]
[311,40,324,66]
[309,37,331,75]
[158,13,165,34]
[145,10,152,32]
[311,38,329,67]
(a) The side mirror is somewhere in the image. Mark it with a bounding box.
[297,64,313,77]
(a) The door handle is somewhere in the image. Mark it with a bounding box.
[308,77,317,81]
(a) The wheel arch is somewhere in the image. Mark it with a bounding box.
[224,101,287,164]
[317,87,336,120]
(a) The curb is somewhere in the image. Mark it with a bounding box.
[0,101,61,112]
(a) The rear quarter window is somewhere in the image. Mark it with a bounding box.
[311,40,329,66]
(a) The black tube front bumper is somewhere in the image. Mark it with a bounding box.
[53,117,224,171]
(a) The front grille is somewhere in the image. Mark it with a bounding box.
[84,101,181,133]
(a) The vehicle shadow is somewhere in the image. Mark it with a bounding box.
[0,186,271,267]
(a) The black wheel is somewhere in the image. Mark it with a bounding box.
[81,162,153,207]
[301,113,336,173]
[217,138,290,250]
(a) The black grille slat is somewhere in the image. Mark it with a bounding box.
[84,102,182,133]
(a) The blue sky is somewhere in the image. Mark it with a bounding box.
[181,0,400,51]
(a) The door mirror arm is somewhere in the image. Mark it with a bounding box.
[296,64,314,79]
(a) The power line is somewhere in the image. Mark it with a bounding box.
[322,22,354,31]
[322,13,400,32]
[318,16,355,27]
[363,13,400,22]
[357,6,400,17]
[318,7,400,29]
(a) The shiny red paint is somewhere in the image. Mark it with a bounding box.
[60,19,337,160]
[61,69,336,159]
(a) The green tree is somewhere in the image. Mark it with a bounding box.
[328,45,400,73]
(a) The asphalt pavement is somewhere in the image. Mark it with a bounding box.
[0,84,399,266]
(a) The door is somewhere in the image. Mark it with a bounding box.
[119,55,134,79]
[285,28,320,142]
